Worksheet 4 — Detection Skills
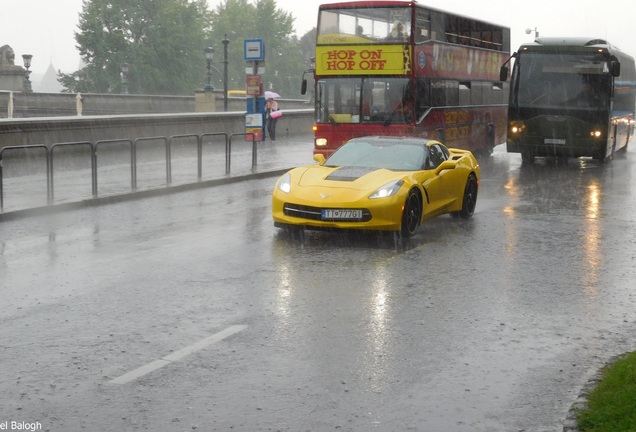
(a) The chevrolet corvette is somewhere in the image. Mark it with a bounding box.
[272,136,480,237]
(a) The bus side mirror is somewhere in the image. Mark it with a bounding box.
[499,66,509,82]
[611,61,621,77]
[301,79,307,95]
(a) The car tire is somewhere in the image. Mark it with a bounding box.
[401,189,421,237]
[458,173,478,219]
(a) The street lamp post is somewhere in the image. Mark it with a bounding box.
[120,63,129,94]
[222,34,229,111]
[525,27,539,39]
[22,54,33,92]
[204,47,214,92]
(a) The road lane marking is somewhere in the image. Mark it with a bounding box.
[110,324,247,385]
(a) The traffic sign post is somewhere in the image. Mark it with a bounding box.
[244,39,265,141]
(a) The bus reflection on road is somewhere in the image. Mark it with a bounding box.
[582,179,601,298]
[506,157,606,312]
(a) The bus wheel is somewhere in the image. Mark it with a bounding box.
[401,189,421,238]
[595,148,613,164]
[521,151,535,164]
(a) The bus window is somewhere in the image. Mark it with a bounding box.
[515,52,612,108]
[317,78,362,123]
[459,82,471,106]
[317,77,412,124]
[430,80,445,106]
[415,8,431,43]
[491,82,505,105]
[415,77,431,119]
[446,81,459,106]
[429,11,444,42]
[317,7,411,42]
[429,79,460,107]
[470,81,485,105]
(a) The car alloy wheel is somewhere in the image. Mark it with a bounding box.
[401,189,421,237]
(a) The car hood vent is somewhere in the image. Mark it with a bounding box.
[325,166,377,181]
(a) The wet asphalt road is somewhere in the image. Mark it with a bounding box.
[1,144,636,431]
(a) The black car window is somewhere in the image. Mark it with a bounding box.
[427,144,446,169]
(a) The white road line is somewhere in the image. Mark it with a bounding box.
[110,324,247,385]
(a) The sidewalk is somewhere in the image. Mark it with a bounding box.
[0,134,315,218]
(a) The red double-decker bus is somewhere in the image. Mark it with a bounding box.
[301,1,510,157]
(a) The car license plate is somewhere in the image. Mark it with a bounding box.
[322,209,362,220]
[545,138,566,145]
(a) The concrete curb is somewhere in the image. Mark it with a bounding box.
[0,168,288,222]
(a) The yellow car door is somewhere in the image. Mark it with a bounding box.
[420,143,458,218]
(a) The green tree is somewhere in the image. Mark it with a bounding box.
[59,0,210,95]
[206,0,255,92]
[208,0,313,99]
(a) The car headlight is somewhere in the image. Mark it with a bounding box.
[277,173,291,193]
[315,138,328,147]
[369,180,404,199]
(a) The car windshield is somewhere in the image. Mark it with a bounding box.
[324,139,426,171]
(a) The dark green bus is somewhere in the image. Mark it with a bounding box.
[500,37,636,163]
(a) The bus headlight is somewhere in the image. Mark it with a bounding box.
[590,130,602,138]
[316,138,328,147]
[510,122,525,134]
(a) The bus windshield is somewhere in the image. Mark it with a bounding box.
[513,52,611,109]
[316,77,413,124]
[317,7,411,43]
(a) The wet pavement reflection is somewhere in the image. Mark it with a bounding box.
[1,143,635,431]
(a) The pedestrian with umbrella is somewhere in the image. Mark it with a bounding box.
[265,91,281,141]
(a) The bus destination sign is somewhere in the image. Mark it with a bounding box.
[315,45,411,75]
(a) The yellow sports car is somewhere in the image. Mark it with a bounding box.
[272,136,480,237]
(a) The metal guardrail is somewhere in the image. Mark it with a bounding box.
[0,144,51,210]
[0,132,258,213]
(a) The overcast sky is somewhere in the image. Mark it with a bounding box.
[2,0,635,76]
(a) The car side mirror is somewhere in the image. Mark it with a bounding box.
[313,154,326,165]
[301,79,307,95]
[611,60,621,77]
[499,66,509,82]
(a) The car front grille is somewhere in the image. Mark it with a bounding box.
[283,203,372,222]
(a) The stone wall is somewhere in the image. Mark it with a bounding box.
[0,110,314,150]
[0,91,312,118]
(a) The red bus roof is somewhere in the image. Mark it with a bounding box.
[319,1,414,9]
[319,1,509,30]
